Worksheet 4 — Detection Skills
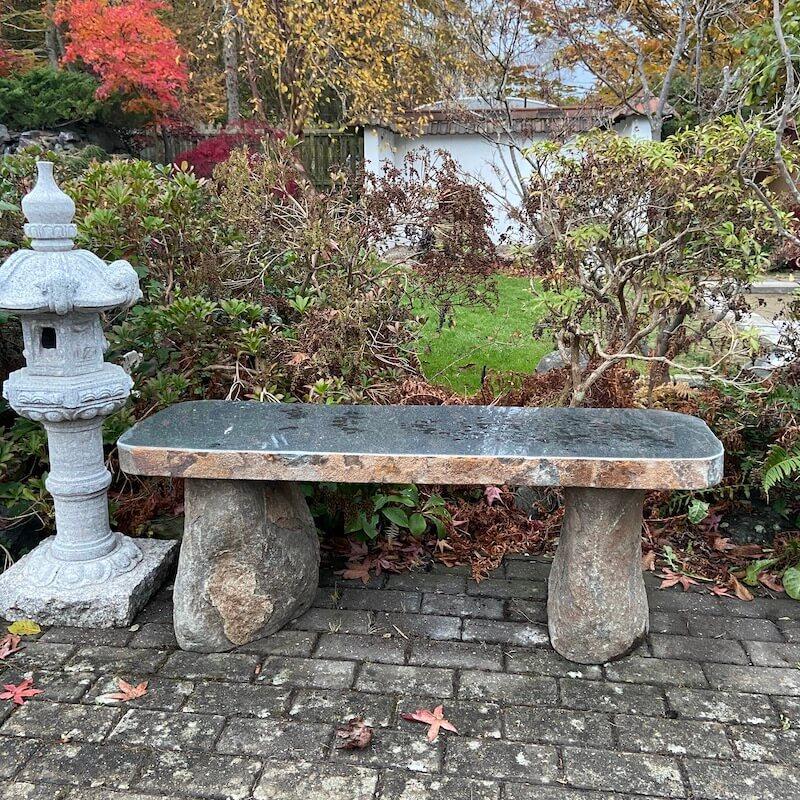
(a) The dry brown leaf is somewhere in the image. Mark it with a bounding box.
[335,717,373,750]
[729,574,754,602]
[0,634,22,660]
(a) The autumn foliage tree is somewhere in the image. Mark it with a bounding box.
[53,0,188,116]
[234,0,463,132]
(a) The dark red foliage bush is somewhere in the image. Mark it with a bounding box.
[175,123,285,178]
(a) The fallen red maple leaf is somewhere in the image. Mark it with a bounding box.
[401,705,458,742]
[0,679,43,705]
[484,486,503,506]
[335,717,373,750]
[338,560,373,584]
[0,633,22,660]
[659,569,699,592]
[99,679,148,703]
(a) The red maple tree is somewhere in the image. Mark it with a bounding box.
[54,0,188,116]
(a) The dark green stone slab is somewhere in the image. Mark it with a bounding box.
[118,401,723,489]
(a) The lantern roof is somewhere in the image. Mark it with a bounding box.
[0,161,142,315]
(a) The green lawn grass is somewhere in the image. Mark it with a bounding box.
[416,274,552,395]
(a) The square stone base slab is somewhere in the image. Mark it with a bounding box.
[0,537,178,628]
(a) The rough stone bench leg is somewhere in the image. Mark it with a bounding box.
[174,478,320,652]
[547,487,648,664]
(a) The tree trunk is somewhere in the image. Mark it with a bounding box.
[45,22,60,69]
[222,1,241,126]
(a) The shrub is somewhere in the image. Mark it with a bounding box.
[518,118,784,407]
[0,68,104,130]
[175,124,284,178]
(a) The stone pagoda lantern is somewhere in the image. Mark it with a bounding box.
[0,161,176,627]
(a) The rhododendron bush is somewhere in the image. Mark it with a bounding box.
[53,0,188,115]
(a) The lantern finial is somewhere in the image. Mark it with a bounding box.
[21,160,77,252]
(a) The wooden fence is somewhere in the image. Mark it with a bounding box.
[136,127,364,190]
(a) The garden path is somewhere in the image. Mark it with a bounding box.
[1,557,799,800]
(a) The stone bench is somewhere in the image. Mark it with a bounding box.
[118,401,723,664]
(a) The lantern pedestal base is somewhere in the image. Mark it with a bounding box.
[0,536,178,628]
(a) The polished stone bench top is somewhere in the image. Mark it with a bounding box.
[118,401,723,490]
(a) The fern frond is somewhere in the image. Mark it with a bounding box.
[763,445,800,495]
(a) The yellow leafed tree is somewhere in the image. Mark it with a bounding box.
[234,0,467,132]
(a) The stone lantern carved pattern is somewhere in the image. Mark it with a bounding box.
[0,162,176,625]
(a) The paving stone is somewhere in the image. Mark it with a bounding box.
[183,681,289,718]
[466,579,547,601]
[9,642,76,671]
[237,630,319,657]
[217,718,332,759]
[320,570,387,590]
[504,599,548,624]
[605,656,708,688]
[744,640,800,667]
[338,588,422,613]
[563,747,685,797]
[504,707,613,747]
[684,759,800,800]
[503,787,641,800]
[258,656,356,689]
[408,640,502,671]
[666,688,777,725]
[128,624,177,650]
[397,697,502,738]
[159,651,259,682]
[505,648,603,680]
[86,675,193,711]
[0,668,95,703]
[18,742,146,788]
[776,618,800,642]
[649,634,749,664]
[459,670,558,706]
[291,608,461,640]
[65,646,167,675]
[383,612,462,640]
[330,729,441,772]
[462,619,549,647]
[0,737,39,779]
[137,749,262,799]
[445,737,558,782]
[253,761,378,800]
[1,701,121,742]
[109,709,225,751]
[421,593,504,620]
[559,678,666,715]
[614,714,732,757]
[729,725,800,764]
[648,612,690,635]
[704,663,800,696]
[503,559,552,581]
[379,773,500,800]
[3,783,69,800]
[648,590,759,617]
[288,688,395,727]
[385,572,467,594]
[314,632,406,664]
[63,792,167,800]
[356,662,454,697]
[40,626,132,647]
[686,613,783,642]
[772,695,800,721]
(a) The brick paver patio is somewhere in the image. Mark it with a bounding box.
[1,555,799,800]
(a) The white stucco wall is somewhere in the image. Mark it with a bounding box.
[364,115,653,241]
